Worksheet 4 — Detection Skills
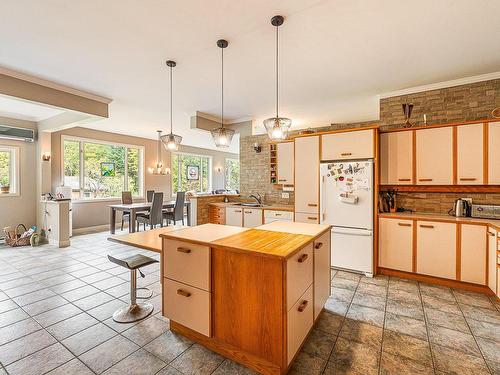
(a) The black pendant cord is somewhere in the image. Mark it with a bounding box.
[169,65,173,135]
[275,23,279,119]
[221,45,224,129]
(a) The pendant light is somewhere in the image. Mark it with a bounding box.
[263,15,292,141]
[211,39,235,148]
[160,60,182,151]
[149,130,170,175]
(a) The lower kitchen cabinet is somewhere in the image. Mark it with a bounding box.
[313,231,330,320]
[378,218,413,272]
[208,205,225,224]
[294,212,319,224]
[460,224,486,284]
[225,207,243,226]
[488,227,497,292]
[416,221,456,279]
[243,208,263,228]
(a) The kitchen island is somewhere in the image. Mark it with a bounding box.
[160,222,331,375]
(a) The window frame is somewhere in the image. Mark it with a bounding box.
[0,146,20,197]
[224,157,240,191]
[61,135,145,202]
[171,151,213,196]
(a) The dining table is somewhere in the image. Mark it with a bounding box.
[108,200,191,234]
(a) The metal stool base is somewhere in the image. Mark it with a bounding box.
[112,302,154,323]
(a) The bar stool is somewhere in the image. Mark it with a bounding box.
[107,254,159,323]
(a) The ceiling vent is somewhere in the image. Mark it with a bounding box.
[0,125,35,142]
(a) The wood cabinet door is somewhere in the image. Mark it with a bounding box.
[457,124,483,185]
[416,221,456,279]
[225,207,243,227]
[321,129,374,161]
[380,132,413,185]
[378,218,413,272]
[313,231,331,320]
[242,209,263,228]
[460,224,486,285]
[488,227,497,292]
[416,127,453,185]
[488,121,500,184]
[295,136,319,214]
[287,284,313,365]
[277,142,294,184]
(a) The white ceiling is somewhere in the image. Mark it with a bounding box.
[0,0,499,154]
[0,95,64,122]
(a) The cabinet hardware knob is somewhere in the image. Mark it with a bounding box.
[398,223,412,227]
[398,178,411,182]
[177,247,191,254]
[307,217,318,220]
[419,224,434,228]
[314,242,323,249]
[307,203,318,207]
[177,289,191,297]
[488,232,495,236]
[298,300,309,312]
[340,152,352,156]
[459,178,477,181]
[418,178,433,182]
[298,253,309,263]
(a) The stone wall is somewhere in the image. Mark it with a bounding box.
[239,78,500,212]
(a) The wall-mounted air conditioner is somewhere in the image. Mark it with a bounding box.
[0,125,35,142]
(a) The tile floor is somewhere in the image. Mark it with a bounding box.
[0,230,499,374]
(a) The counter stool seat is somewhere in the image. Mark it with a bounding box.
[108,254,159,323]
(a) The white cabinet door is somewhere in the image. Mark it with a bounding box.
[488,227,497,292]
[380,131,413,185]
[295,136,319,214]
[225,207,243,227]
[378,218,413,272]
[294,212,319,224]
[416,127,453,185]
[488,121,500,184]
[277,142,294,184]
[457,124,483,185]
[321,129,374,161]
[313,232,330,320]
[460,224,486,285]
[243,208,263,228]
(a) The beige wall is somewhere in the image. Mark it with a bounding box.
[51,127,238,229]
[0,118,37,231]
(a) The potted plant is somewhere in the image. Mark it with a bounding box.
[0,176,10,194]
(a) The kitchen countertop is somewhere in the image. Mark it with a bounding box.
[379,212,500,230]
[257,221,331,236]
[108,226,184,253]
[159,223,248,244]
[209,202,294,211]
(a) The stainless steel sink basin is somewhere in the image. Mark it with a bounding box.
[240,203,263,207]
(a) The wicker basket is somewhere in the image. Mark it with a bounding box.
[4,224,32,247]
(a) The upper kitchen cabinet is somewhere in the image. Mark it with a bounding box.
[295,136,319,214]
[488,121,500,185]
[277,142,294,184]
[380,131,413,185]
[457,124,484,185]
[321,129,375,161]
[416,127,453,185]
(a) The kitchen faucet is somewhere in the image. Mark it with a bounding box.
[249,193,262,205]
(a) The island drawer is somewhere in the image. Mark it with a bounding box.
[163,278,211,337]
[163,239,211,291]
[287,284,313,365]
[286,242,313,311]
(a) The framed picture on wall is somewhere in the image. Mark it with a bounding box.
[101,162,116,177]
[186,165,199,180]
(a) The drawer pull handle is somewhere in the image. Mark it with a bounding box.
[278,179,287,182]
[398,178,411,182]
[459,178,477,181]
[275,213,282,216]
[488,232,495,237]
[419,178,433,182]
[177,247,191,254]
[420,224,434,229]
[341,152,352,156]
[177,289,191,297]
[298,253,309,263]
[307,216,318,220]
[308,203,318,207]
[298,300,309,312]
[398,223,412,227]
[235,210,242,213]
[314,242,323,249]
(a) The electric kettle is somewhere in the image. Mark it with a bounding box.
[451,199,471,217]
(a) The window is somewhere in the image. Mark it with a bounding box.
[0,146,19,195]
[171,152,211,194]
[62,136,144,200]
[224,158,240,191]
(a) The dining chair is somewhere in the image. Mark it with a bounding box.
[136,192,164,231]
[146,190,154,203]
[121,191,133,231]
[163,192,186,226]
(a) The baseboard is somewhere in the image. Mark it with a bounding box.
[378,267,496,296]
[72,223,125,235]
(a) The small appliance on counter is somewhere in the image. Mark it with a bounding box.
[471,204,500,220]
[449,198,472,217]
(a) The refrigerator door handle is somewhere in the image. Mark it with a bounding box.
[331,228,373,236]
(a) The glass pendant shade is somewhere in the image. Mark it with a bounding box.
[161,133,182,151]
[211,126,235,148]
[263,117,292,140]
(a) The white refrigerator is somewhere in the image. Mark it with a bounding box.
[320,160,374,276]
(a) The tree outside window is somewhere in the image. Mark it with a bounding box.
[171,152,211,195]
[224,158,240,191]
